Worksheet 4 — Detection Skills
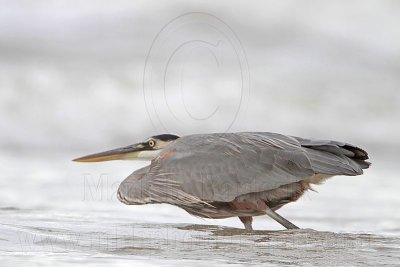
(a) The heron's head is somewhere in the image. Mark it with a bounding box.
[73,134,180,162]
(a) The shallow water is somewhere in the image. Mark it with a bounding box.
[0,152,399,266]
[1,211,400,267]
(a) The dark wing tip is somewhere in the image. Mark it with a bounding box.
[343,145,369,160]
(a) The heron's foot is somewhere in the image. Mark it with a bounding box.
[239,216,253,231]
[265,208,300,230]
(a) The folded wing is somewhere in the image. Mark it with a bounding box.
[139,132,370,203]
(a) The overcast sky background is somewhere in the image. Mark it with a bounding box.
[1,0,399,168]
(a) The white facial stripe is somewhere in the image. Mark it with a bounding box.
[136,150,161,160]
[154,140,172,149]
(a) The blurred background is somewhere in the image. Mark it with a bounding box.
[1,0,399,156]
[1,1,400,266]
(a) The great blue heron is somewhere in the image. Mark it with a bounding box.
[73,132,370,231]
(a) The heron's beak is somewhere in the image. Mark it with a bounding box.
[73,143,148,162]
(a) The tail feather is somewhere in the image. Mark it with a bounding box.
[292,136,371,174]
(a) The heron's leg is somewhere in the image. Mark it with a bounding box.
[239,216,253,231]
[265,207,299,230]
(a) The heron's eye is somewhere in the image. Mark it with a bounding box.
[148,140,156,148]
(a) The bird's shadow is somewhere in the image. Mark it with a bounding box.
[177,224,315,237]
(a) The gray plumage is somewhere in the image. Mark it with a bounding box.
[117,132,370,229]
